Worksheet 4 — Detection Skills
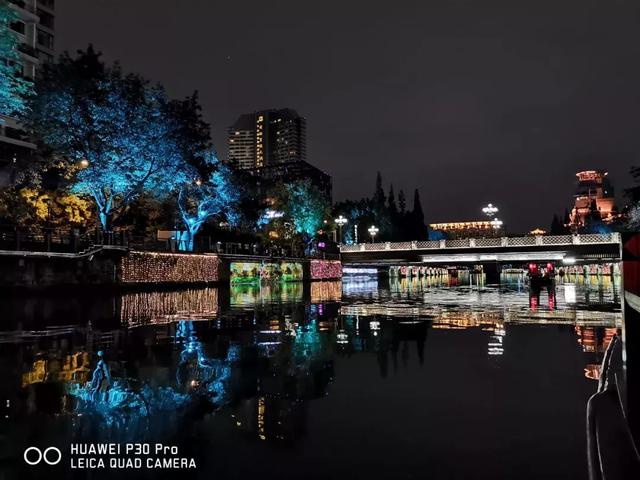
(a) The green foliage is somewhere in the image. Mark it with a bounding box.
[285,179,329,239]
[333,173,427,242]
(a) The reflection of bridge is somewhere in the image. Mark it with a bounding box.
[340,233,621,280]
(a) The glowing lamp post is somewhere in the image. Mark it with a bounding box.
[368,225,379,243]
[482,203,499,217]
[335,215,348,244]
[490,218,503,232]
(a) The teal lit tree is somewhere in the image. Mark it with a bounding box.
[28,48,190,230]
[177,152,239,251]
[0,0,31,119]
[285,179,329,253]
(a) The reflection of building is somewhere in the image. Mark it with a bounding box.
[228,108,307,169]
[429,221,495,238]
[570,170,616,227]
[22,352,91,387]
[575,326,618,380]
[1,0,55,185]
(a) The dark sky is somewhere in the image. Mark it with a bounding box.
[56,0,639,232]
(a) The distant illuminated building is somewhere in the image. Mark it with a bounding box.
[429,220,496,239]
[228,108,307,169]
[569,170,616,228]
[530,228,546,235]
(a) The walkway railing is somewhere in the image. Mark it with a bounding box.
[0,226,338,259]
[339,233,621,253]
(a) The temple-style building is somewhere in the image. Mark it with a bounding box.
[569,170,616,228]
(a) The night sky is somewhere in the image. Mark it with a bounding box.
[56,0,638,232]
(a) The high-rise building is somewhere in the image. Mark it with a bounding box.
[569,170,616,227]
[0,0,55,184]
[228,108,307,169]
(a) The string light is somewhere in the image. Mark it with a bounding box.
[310,281,342,302]
[121,288,219,326]
[120,252,220,284]
[310,260,342,280]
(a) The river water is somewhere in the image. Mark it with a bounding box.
[0,272,621,479]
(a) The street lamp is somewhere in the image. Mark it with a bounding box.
[335,215,348,243]
[490,218,503,230]
[368,225,379,243]
[482,203,499,217]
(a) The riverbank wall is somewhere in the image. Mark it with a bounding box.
[0,248,342,289]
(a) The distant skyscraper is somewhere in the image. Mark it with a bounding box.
[1,0,56,184]
[228,108,307,169]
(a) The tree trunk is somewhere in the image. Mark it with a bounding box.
[178,229,195,252]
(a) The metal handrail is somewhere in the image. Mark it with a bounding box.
[340,233,621,252]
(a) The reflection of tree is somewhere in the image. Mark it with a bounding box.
[336,315,430,378]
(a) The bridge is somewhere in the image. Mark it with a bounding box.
[339,233,621,280]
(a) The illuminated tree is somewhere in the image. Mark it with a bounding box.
[284,179,330,253]
[29,50,220,234]
[28,48,189,230]
[177,153,239,251]
[20,189,93,227]
[0,187,92,228]
[0,0,31,119]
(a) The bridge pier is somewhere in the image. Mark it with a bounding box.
[483,262,502,284]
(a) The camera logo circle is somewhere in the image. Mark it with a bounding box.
[24,447,62,466]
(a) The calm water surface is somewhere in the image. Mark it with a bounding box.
[0,273,621,480]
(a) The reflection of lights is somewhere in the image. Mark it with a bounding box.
[562,257,576,265]
[121,288,220,326]
[336,330,348,344]
[310,281,342,302]
[584,365,601,381]
[369,320,380,331]
[258,397,266,441]
[487,323,506,356]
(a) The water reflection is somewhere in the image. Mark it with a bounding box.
[0,274,622,479]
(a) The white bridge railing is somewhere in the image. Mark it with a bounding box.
[339,233,621,253]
